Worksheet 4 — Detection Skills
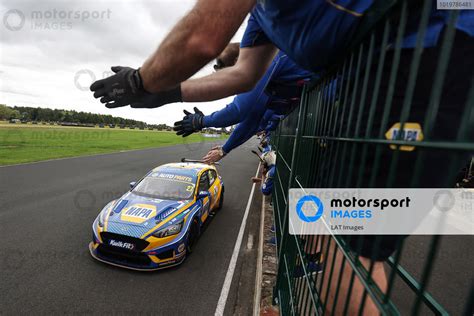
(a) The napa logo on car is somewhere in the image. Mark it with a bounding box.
[121,204,157,224]
[385,122,424,152]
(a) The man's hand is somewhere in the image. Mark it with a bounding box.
[130,86,182,108]
[173,107,204,137]
[251,177,262,184]
[202,146,226,164]
[90,66,147,108]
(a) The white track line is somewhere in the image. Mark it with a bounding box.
[215,163,261,316]
[253,194,266,316]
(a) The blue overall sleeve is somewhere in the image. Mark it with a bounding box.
[202,98,242,128]
[257,110,275,132]
[261,166,275,196]
[203,54,281,128]
[222,100,269,153]
[221,64,292,153]
[264,114,284,133]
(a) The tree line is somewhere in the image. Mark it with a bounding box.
[0,104,170,130]
[0,104,229,133]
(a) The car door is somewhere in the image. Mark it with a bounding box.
[198,171,211,223]
[207,170,219,209]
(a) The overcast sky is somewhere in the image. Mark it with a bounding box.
[0,0,247,125]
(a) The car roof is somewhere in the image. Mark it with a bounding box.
[153,162,215,177]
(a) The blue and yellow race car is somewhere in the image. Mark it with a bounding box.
[89,161,224,271]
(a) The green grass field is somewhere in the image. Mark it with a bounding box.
[0,123,227,165]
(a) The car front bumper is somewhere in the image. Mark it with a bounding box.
[89,241,186,271]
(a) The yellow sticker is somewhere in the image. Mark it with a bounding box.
[186,185,194,192]
[385,122,424,152]
[120,204,157,224]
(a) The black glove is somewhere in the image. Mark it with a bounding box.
[90,66,146,108]
[173,107,205,137]
[130,86,182,108]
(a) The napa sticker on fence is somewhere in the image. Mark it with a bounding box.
[288,189,473,235]
[385,122,423,151]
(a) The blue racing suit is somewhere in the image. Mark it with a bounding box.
[261,165,275,196]
[241,1,474,71]
[259,112,284,134]
[262,145,272,154]
[202,52,312,154]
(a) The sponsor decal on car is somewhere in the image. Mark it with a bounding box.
[121,204,157,223]
[152,172,194,183]
[156,207,177,222]
[109,239,135,250]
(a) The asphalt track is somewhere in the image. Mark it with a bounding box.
[0,139,262,315]
[1,139,472,315]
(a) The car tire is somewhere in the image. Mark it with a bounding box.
[186,218,200,254]
[216,187,224,210]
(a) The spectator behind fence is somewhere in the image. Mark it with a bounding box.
[252,150,276,196]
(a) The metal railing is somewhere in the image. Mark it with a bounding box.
[271,1,473,315]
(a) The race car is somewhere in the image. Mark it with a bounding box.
[89,161,224,271]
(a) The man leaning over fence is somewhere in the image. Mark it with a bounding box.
[252,150,276,196]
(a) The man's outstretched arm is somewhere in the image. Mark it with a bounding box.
[140,0,256,93]
[181,45,277,101]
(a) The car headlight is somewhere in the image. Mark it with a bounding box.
[152,221,184,238]
[98,201,115,228]
[98,213,105,227]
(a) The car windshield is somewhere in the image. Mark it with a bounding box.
[132,172,196,200]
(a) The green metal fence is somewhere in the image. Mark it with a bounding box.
[271,1,473,315]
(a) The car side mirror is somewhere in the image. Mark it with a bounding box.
[197,191,210,199]
[129,181,137,189]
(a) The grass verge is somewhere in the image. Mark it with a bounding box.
[0,124,226,165]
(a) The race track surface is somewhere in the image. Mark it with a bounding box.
[0,139,260,315]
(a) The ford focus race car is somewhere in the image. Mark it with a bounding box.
[89,161,224,271]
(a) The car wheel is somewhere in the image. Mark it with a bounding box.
[186,218,200,254]
[216,188,224,210]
